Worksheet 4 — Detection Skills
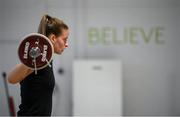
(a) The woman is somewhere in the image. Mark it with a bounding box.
[7,14,69,116]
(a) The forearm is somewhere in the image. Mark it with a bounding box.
[7,63,33,84]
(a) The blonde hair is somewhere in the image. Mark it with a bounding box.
[38,14,68,37]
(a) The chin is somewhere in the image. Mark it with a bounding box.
[56,52,62,55]
[56,50,63,55]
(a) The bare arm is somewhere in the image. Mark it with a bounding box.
[7,63,33,84]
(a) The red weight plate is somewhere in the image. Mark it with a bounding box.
[18,33,54,70]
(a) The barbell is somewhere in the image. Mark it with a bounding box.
[18,33,54,74]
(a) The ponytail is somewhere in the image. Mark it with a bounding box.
[38,14,68,37]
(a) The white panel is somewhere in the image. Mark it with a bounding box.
[73,60,122,115]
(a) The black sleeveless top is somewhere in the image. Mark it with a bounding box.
[17,62,55,116]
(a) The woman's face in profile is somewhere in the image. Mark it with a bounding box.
[51,29,69,54]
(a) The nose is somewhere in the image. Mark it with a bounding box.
[65,43,68,48]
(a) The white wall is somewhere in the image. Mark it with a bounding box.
[75,0,180,115]
[0,0,180,116]
[172,6,180,114]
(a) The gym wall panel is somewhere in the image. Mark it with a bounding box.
[73,60,123,115]
[75,0,179,115]
[0,0,47,41]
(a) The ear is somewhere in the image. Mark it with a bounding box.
[48,34,56,44]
